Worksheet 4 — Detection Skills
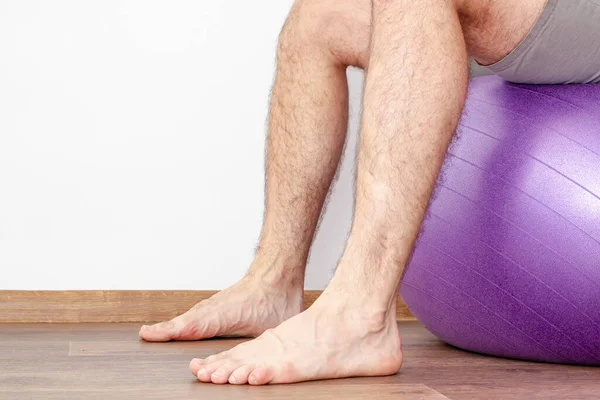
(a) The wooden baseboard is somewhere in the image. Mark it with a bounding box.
[0,290,415,323]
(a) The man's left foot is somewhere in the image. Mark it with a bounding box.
[189,291,403,385]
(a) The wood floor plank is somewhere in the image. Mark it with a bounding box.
[1,321,598,399]
[0,384,449,400]
[68,339,245,357]
[0,386,448,400]
[0,290,414,323]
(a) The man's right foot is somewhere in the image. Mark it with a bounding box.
[139,273,304,342]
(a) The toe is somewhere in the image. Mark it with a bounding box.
[196,359,229,382]
[138,325,148,339]
[211,362,241,384]
[248,367,274,385]
[139,318,180,342]
[189,358,205,376]
[229,364,255,385]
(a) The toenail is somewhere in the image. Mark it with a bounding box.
[197,369,205,377]
[229,376,237,384]
[249,376,257,385]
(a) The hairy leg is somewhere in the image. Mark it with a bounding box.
[191,0,547,384]
[139,0,371,342]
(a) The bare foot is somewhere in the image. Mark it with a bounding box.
[188,291,403,384]
[139,275,303,342]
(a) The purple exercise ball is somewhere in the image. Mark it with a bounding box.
[399,75,600,365]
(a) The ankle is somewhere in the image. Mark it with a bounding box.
[245,251,306,289]
[312,292,395,334]
[323,264,400,320]
[326,241,406,303]
[246,271,305,294]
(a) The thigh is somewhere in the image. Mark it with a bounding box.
[478,0,600,84]
[459,0,548,67]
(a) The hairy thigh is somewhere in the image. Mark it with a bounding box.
[458,0,547,66]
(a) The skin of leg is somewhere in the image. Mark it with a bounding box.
[138,0,371,343]
[329,0,548,316]
[192,0,547,385]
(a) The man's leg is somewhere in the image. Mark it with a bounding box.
[139,0,371,342]
[189,0,546,384]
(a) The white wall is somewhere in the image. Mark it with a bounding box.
[0,0,364,290]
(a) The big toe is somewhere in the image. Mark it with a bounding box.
[189,358,205,376]
[139,318,181,342]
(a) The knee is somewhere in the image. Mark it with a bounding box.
[278,0,340,55]
[278,0,368,66]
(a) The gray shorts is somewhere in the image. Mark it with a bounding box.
[475,0,600,84]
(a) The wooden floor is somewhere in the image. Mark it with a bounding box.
[1,321,598,399]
